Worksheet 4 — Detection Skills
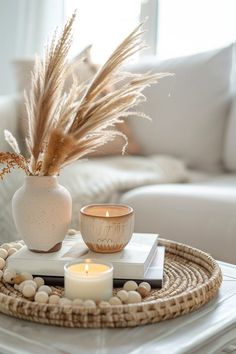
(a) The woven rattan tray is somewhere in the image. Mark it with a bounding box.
[0,238,222,328]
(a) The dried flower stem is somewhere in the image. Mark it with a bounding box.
[0,153,30,180]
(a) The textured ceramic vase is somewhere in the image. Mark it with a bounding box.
[12,176,72,252]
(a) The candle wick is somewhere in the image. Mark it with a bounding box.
[85,264,89,275]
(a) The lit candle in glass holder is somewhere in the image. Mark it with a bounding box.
[80,204,134,253]
[64,259,113,301]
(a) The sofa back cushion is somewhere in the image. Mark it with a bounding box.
[127,45,233,172]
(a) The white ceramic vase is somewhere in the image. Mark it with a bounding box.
[12,176,72,252]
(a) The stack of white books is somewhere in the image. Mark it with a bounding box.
[7,233,165,287]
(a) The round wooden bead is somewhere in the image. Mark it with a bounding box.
[3,269,16,283]
[19,281,33,292]
[127,291,142,304]
[59,298,71,306]
[109,296,122,305]
[8,248,17,256]
[72,298,83,306]
[1,244,11,251]
[18,280,36,292]
[23,280,37,290]
[22,285,36,298]
[137,285,150,298]
[117,290,129,303]
[84,300,96,308]
[35,291,49,303]
[18,281,26,292]
[123,280,138,292]
[38,285,52,295]
[49,295,60,304]
[0,258,6,270]
[0,248,8,260]
[0,270,3,280]
[20,272,33,281]
[33,277,45,288]
[13,275,26,285]
[139,282,151,292]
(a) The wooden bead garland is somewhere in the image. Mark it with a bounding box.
[0,241,152,308]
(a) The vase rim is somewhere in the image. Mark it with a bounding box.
[24,175,59,187]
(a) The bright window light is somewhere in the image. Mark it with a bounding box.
[64,0,142,63]
[157,0,236,59]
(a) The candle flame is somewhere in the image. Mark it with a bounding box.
[106,211,109,217]
[85,264,89,274]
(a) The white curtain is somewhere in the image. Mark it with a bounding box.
[0,0,65,94]
[0,0,159,95]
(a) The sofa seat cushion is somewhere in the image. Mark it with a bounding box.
[188,169,236,186]
[127,45,233,173]
[58,155,188,229]
[120,183,236,263]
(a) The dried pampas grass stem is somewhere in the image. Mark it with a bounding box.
[4,130,20,154]
[25,12,76,174]
[0,13,172,179]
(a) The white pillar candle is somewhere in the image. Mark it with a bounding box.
[64,259,113,301]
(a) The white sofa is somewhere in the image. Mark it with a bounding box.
[121,44,236,264]
[1,44,236,264]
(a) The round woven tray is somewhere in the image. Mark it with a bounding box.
[0,238,222,328]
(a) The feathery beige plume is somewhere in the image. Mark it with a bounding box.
[62,23,172,165]
[24,14,172,176]
[41,128,76,176]
[4,130,20,154]
[25,12,76,174]
[0,14,172,179]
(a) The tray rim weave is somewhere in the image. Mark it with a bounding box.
[0,238,222,328]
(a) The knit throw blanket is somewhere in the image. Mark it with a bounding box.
[0,155,189,243]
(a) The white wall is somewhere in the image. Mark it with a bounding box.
[0,0,64,95]
[0,0,18,94]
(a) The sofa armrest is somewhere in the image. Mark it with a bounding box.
[120,184,236,264]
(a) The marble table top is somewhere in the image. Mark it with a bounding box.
[0,262,235,354]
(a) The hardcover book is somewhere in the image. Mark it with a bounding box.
[114,246,165,288]
[43,246,165,288]
[7,233,158,279]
